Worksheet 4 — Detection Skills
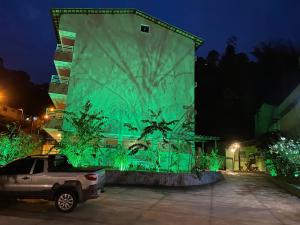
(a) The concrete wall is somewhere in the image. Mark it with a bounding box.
[59,14,195,136]
[255,103,277,137]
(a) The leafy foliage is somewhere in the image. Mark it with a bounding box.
[192,149,223,176]
[112,145,129,171]
[128,143,148,155]
[207,149,224,172]
[58,101,107,167]
[0,124,40,166]
[263,137,300,177]
[139,109,178,143]
[124,109,178,156]
[265,159,277,177]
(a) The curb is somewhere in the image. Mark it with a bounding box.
[267,176,300,198]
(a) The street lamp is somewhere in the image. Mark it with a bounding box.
[18,108,24,121]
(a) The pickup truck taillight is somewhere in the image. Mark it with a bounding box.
[85,174,97,181]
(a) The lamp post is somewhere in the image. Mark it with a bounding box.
[17,108,24,132]
[18,108,24,121]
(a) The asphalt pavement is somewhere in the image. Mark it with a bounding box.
[0,173,299,225]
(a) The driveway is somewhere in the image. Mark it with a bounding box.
[0,174,299,225]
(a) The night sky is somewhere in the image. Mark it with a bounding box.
[1,0,300,83]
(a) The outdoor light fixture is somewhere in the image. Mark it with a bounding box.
[44,115,49,119]
[230,142,240,152]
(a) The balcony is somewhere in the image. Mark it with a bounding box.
[43,117,63,130]
[43,109,64,141]
[48,93,67,109]
[59,30,76,47]
[54,44,73,63]
[49,75,69,95]
[46,108,64,117]
[57,67,71,77]
[61,37,75,47]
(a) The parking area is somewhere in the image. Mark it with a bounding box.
[0,174,299,225]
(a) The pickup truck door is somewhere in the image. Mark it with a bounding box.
[0,158,35,192]
[30,159,53,194]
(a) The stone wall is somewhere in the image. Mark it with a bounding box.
[105,170,223,187]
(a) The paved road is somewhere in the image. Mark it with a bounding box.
[0,174,299,225]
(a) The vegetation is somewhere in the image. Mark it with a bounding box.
[0,124,40,166]
[196,39,300,140]
[263,137,300,178]
[192,149,224,178]
[0,58,52,116]
[57,101,107,167]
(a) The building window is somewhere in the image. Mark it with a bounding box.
[141,24,150,33]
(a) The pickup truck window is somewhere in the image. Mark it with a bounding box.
[2,158,35,175]
[33,159,44,174]
[48,156,72,172]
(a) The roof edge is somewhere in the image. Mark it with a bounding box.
[50,8,204,48]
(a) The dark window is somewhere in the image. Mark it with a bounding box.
[141,24,150,33]
[2,158,35,175]
[33,160,44,174]
[48,155,72,172]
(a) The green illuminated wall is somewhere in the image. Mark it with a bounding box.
[60,13,195,138]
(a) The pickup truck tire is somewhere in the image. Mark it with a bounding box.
[55,190,78,213]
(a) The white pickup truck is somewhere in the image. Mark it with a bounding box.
[0,155,105,212]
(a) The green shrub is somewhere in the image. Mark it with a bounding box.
[264,137,300,177]
[207,149,224,172]
[0,131,40,166]
[265,159,277,177]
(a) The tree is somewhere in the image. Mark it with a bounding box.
[0,59,52,116]
[252,41,300,104]
[0,124,40,166]
[57,101,107,167]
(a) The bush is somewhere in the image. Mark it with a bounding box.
[193,149,224,173]
[265,159,277,177]
[264,137,300,177]
[0,130,40,166]
[207,149,224,172]
[57,101,107,167]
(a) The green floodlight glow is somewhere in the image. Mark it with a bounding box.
[0,127,40,166]
[265,159,277,177]
[49,11,209,173]
[207,149,224,172]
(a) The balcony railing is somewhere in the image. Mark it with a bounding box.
[54,44,73,63]
[46,108,64,118]
[49,75,69,95]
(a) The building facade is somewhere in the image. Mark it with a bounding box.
[44,8,203,144]
[255,83,300,138]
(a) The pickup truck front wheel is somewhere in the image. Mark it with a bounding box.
[55,191,78,213]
